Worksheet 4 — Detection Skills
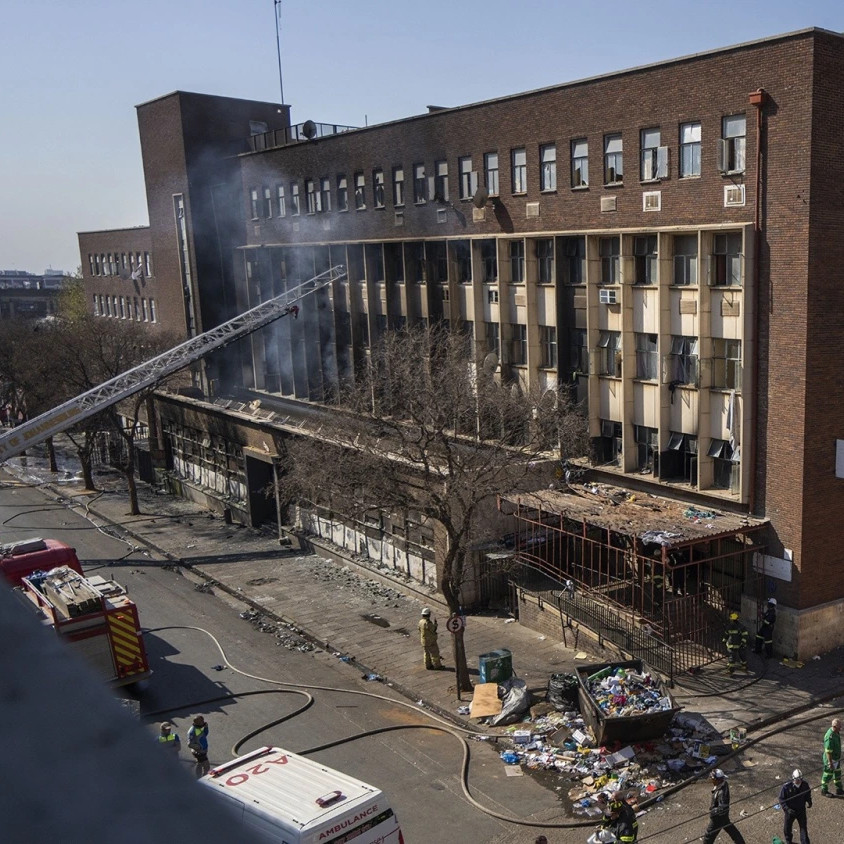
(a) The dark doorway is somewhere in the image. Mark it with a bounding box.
[245,455,277,528]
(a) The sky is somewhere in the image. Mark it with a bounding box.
[0,0,840,275]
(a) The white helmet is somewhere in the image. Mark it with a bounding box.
[421,608,431,617]
[768,598,777,606]
[793,769,802,780]
[711,768,726,780]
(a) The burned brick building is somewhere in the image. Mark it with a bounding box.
[78,28,844,663]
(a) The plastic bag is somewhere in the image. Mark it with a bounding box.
[548,672,580,711]
[490,677,530,727]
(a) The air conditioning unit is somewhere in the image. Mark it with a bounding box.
[394,211,404,226]
[724,185,746,207]
[599,288,618,305]
[643,191,661,212]
[436,208,448,224]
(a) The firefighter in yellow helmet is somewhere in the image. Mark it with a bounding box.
[723,612,748,674]
[418,608,443,670]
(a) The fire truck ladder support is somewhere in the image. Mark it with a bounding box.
[0,265,347,463]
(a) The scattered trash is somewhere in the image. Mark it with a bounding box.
[504,618,516,624]
[813,655,822,660]
[781,658,804,669]
[575,652,589,660]
[456,705,470,715]
[211,664,226,671]
[362,673,382,682]
[500,750,520,764]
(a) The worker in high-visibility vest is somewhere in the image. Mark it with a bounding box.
[723,612,748,674]
[157,721,181,752]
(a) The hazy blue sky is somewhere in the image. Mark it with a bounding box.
[0,0,840,274]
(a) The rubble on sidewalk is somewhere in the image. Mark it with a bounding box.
[480,684,722,817]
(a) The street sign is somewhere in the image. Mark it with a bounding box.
[445,614,465,634]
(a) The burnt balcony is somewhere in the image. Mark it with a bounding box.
[248,121,358,152]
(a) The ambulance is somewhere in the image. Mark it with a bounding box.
[199,746,404,844]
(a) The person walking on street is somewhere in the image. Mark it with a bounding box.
[754,598,777,658]
[724,612,748,674]
[779,768,811,843]
[187,715,210,778]
[702,769,745,843]
[157,722,180,753]
[418,608,442,669]
[821,717,843,797]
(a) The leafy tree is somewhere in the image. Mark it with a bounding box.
[282,324,589,691]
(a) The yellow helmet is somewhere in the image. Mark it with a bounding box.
[729,612,739,621]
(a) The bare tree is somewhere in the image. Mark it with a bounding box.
[282,324,589,691]
[56,317,177,514]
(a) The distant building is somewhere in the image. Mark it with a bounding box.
[78,28,844,664]
[0,270,67,319]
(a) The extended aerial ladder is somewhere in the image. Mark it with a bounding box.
[0,265,346,462]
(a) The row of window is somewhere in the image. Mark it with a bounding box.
[88,252,152,278]
[593,332,741,389]
[92,294,157,323]
[301,232,742,288]
[596,422,739,491]
[248,115,746,221]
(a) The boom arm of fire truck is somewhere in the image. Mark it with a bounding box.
[0,265,346,462]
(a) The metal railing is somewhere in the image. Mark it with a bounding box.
[249,122,358,152]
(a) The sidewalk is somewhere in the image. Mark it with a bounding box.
[9,453,844,738]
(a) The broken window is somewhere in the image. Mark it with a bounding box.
[598,331,622,377]
[670,336,699,385]
[636,333,658,380]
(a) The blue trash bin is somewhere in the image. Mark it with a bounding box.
[478,648,513,684]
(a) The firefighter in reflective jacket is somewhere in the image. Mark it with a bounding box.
[754,598,777,658]
[601,799,639,842]
[418,608,442,669]
[724,612,748,674]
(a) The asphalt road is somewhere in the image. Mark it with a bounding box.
[5,474,844,844]
[0,476,569,843]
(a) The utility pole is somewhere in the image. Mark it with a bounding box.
[274,0,285,104]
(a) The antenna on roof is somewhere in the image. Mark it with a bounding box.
[274,0,286,104]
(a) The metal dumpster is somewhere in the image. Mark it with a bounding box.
[478,648,513,684]
[575,659,680,746]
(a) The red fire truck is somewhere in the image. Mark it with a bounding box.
[16,564,151,687]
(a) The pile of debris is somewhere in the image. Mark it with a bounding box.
[584,665,674,718]
[495,705,724,816]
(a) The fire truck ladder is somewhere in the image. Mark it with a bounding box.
[0,265,347,462]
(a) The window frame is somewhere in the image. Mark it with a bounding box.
[603,133,623,185]
[276,184,286,217]
[337,175,348,212]
[600,236,620,284]
[598,330,622,377]
[540,143,557,191]
[458,156,472,200]
[711,233,743,287]
[305,179,317,215]
[392,166,404,207]
[721,114,747,174]
[290,182,300,216]
[320,177,331,212]
[670,335,700,385]
[633,235,658,285]
[679,122,702,178]
[711,338,742,390]
[511,147,527,194]
[640,127,667,181]
[540,325,557,368]
[673,234,698,285]
[354,171,366,210]
[373,168,385,208]
[509,240,525,283]
[536,238,554,284]
[484,152,499,196]
[262,185,273,218]
[249,187,260,220]
[510,323,527,365]
[571,139,589,188]
[413,163,426,204]
[635,332,659,380]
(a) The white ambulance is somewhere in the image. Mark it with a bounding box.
[199,746,404,844]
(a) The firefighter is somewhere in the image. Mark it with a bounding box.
[418,608,442,669]
[821,717,843,797]
[157,722,180,752]
[779,768,812,843]
[754,597,777,658]
[702,769,745,843]
[723,612,748,674]
[187,715,210,778]
[600,797,639,842]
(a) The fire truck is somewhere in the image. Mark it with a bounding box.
[16,563,151,687]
